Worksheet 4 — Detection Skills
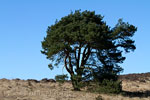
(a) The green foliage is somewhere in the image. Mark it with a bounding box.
[41,10,137,90]
[55,74,68,83]
[83,66,123,82]
[84,65,122,94]
[71,74,87,90]
[87,79,122,94]
[100,79,122,94]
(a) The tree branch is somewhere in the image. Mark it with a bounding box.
[74,47,78,61]
[64,48,74,75]
[64,55,72,74]
[77,43,82,69]
[81,45,88,67]
[68,54,74,73]
[81,45,91,67]
[83,47,91,64]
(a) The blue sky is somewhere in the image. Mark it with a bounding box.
[0,0,150,80]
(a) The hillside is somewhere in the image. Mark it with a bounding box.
[0,73,150,100]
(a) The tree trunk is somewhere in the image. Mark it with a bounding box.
[71,75,81,91]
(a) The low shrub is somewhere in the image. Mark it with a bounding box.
[87,79,122,94]
[55,74,68,83]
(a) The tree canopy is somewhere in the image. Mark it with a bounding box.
[41,10,137,90]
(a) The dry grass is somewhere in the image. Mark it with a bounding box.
[0,73,150,100]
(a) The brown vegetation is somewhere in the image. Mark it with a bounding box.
[0,73,150,100]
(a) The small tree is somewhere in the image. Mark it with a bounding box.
[41,10,137,90]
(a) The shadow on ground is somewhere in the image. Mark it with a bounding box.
[122,90,150,98]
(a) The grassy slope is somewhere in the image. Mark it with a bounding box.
[0,73,150,100]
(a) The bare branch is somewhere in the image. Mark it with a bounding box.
[83,47,91,65]
[81,45,88,67]
[64,55,72,74]
[74,47,78,61]
[68,54,74,73]
[81,45,91,67]
[76,43,82,69]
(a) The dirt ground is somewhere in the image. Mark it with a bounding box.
[0,73,150,100]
